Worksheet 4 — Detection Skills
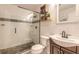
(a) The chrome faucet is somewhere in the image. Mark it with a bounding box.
[62,31,68,38]
[62,31,65,38]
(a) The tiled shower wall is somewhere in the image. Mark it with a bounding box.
[0,5,40,49]
[0,21,32,49]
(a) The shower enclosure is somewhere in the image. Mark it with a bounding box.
[0,5,40,53]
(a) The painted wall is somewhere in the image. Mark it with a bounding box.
[0,4,33,21]
[15,4,42,13]
[40,5,57,35]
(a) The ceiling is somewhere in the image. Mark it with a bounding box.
[15,4,43,12]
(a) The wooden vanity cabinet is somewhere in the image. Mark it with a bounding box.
[50,39,61,54]
[76,46,79,53]
[61,48,76,54]
[50,39,78,54]
[52,46,61,54]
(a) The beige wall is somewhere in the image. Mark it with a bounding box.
[40,4,57,35]
[15,4,42,12]
[40,4,79,37]
[0,4,33,21]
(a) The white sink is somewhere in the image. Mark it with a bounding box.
[49,34,79,47]
[68,36,79,45]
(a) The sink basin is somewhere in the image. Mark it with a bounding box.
[68,36,79,45]
[49,34,79,47]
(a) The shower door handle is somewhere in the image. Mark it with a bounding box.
[14,28,16,34]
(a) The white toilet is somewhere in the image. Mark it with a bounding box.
[31,35,49,54]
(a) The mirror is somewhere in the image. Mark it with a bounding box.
[57,4,77,24]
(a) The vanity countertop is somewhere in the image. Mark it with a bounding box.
[49,34,79,47]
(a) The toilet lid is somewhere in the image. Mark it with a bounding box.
[32,44,45,50]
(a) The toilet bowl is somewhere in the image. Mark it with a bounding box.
[31,44,45,54]
[31,35,49,54]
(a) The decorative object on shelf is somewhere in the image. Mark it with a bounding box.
[40,4,50,21]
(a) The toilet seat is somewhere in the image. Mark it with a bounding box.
[32,44,45,50]
[31,44,45,54]
[31,35,49,54]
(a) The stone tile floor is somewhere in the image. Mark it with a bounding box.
[17,48,48,54]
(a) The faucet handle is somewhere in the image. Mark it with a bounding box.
[66,34,71,36]
[65,34,71,38]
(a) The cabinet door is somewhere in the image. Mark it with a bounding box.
[61,48,76,54]
[50,43,60,54]
[50,44,54,54]
[65,46,76,53]
[76,46,79,54]
[53,47,60,54]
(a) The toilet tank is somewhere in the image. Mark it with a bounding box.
[40,35,49,47]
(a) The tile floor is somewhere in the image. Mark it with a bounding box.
[17,48,48,54]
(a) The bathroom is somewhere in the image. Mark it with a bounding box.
[0,4,79,54]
